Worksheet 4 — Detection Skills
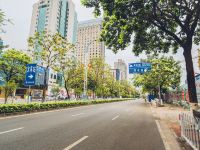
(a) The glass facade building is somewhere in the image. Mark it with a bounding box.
[37,5,47,33]
[58,0,68,37]
[72,12,78,44]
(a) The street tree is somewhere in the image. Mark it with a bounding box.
[54,51,86,99]
[119,80,135,98]
[0,9,12,34]
[0,49,31,103]
[69,64,84,99]
[133,56,181,96]
[82,0,200,103]
[88,58,109,98]
[28,31,73,101]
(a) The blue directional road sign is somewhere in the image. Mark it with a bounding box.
[129,63,151,74]
[25,64,37,86]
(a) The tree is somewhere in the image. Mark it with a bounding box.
[54,52,86,99]
[69,65,84,99]
[82,0,200,103]
[0,49,31,103]
[0,9,12,34]
[28,32,73,101]
[133,56,181,97]
[88,58,110,98]
[0,81,17,104]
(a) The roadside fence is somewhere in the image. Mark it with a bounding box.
[180,113,200,150]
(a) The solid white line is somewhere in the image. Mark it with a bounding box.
[72,113,84,117]
[112,115,119,120]
[155,120,170,150]
[63,136,88,150]
[0,127,24,135]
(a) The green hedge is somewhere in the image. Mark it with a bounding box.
[0,98,132,114]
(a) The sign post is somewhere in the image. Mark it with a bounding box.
[25,64,37,103]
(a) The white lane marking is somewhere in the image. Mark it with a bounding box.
[72,113,84,117]
[63,136,88,150]
[0,127,24,135]
[112,115,119,120]
[155,120,170,150]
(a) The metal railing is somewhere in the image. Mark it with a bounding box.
[180,113,200,150]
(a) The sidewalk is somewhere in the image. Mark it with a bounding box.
[149,102,192,150]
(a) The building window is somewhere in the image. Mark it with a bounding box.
[54,75,57,79]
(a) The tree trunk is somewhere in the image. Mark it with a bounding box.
[183,45,198,103]
[42,67,48,102]
[4,89,8,104]
[93,91,95,99]
[64,83,70,99]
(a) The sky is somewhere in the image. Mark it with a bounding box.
[0,0,199,83]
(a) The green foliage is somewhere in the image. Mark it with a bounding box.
[50,86,60,97]
[54,51,82,99]
[133,56,181,94]
[82,0,200,54]
[87,58,138,98]
[0,98,133,114]
[0,9,12,34]
[0,49,31,103]
[0,81,17,104]
[28,31,73,69]
[28,32,74,100]
[68,64,84,98]
[88,58,109,96]
[0,49,31,83]
[82,0,200,102]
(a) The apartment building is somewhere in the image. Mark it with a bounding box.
[76,18,105,64]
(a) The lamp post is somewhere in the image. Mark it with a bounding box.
[83,40,96,99]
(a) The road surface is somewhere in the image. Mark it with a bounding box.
[0,99,165,150]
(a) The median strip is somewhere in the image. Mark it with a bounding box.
[0,98,133,117]
[63,136,88,150]
[0,127,24,135]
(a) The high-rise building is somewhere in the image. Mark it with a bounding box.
[114,59,127,80]
[29,0,78,97]
[76,18,105,64]
[29,0,78,44]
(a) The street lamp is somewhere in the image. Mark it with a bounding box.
[83,40,97,99]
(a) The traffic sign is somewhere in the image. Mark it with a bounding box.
[129,63,151,74]
[25,64,37,86]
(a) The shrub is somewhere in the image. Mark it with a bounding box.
[0,98,133,115]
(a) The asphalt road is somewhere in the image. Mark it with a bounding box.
[0,99,165,150]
